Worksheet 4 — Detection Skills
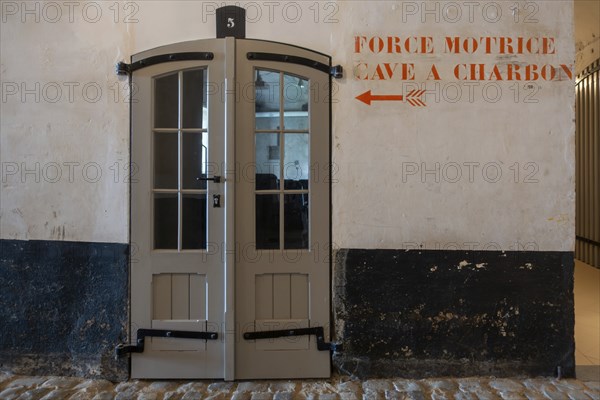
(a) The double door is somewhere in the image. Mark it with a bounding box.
[130,38,331,380]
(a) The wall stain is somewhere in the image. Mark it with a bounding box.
[50,225,66,240]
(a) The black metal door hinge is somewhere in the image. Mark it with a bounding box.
[115,328,218,358]
[330,65,344,79]
[243,326,343,352]
[116,61,130,76]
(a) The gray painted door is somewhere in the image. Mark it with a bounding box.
[130,39,226,379]
[234,39,331,379]
[131,38,330,379]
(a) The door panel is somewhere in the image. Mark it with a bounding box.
[130,39,226,379]
[234,39,331,379]
[130,38,330,380]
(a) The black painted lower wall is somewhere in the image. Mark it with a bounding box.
[0,240,575,380]
[0,240,128,381]
[333,249,575,379]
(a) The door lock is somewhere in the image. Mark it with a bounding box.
[213,194,221,208]
[196,175,222,183]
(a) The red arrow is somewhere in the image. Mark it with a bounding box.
[355,90,403,105]
[356,89,426,107]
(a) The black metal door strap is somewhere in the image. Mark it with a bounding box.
[115,328,218,357]
[247,52,343,78]
[116,52,215,75]
[243,327,343,352]
[115,51,343,78]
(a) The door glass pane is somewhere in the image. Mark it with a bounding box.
[283,74,309,131]
[182,194,207,250]
[283,133,309,189]
[154,193,178,249]
[154,73,179,128]
[255,133,280,190]
[285,194,308,249]
[182,132,208,190]
[182,69,207,129]
[154,132,178,189]
[256,194,280,249]
[283,111,309,131]
[256,112,281,131]
[255,70,280,130]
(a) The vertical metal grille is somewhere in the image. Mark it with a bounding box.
[576,58,600,267]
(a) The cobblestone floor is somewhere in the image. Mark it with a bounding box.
[0,372,598,400]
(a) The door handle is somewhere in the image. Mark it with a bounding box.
[196,176,222,183]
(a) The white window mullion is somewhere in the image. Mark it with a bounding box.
[279,72,285,250]
[177,71,183,251]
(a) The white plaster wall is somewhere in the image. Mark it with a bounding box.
[332,1,575,251]
[1,1,574,251]
[1,2,132,243]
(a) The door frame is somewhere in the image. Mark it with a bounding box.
[124,37,335,380]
